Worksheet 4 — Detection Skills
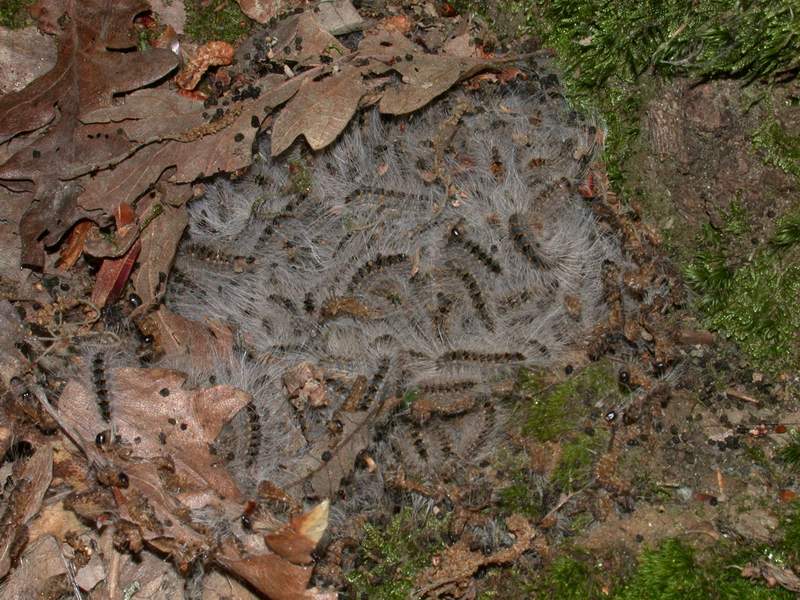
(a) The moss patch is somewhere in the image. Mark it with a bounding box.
[614,539,793,600]
[684,205,800,371]
[184,0,252,44]
[0,0,34,29]
[552,431,607,492]
[346,507,449,600]
[521,361,619,442]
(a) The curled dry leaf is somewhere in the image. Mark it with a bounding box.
[176,41,235,90]
[90,202,140,308]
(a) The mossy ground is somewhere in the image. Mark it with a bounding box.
[346,507,449,599]
[0,0,34,29]
[184,0,252,44]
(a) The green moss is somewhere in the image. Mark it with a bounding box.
[772,209,800,249]
[613,539,793,600]
[539,555,604,599]
[779,431,800,466]
[753,119,800,179]
[184,0,251,44]
[684,202,800,371]
[346,508,449,600]
[552,431,606,492]
[0,0,34,29]
[521,362,619,442]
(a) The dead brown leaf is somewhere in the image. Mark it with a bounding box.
[271,64,365,155]
[0,0,179,265]
[286,395,400,499]
[176,41,235,90]
[271,12,347,66]
[0,26,57,95]
[0,534,68,598]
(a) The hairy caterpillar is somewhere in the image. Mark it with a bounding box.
[142,74,631,524]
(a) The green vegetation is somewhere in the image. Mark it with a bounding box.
[753,119,800,179]
[613,539,793,599]
[0,0,34,29]
[684,204,800,370]
[346,507,449,599]
[184,0,252,44]
[520,362,619,442]
[537,554,604,599]
[778,430,800,466]
[552,431,606,491]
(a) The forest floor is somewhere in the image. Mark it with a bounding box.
[1,1,800,599]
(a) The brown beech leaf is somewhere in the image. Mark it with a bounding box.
[271,64,365,155]
[0,444,53,578]
[235,0,306,24]
[176,41,235,90]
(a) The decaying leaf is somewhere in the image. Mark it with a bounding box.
[414,514,536,598]
[0,26,57,95]
[0,443,53,578]
[271,12,347,66]
[90,202,141,308]
[271,64,365,155]
[132,194,190,305]
[176,41,235,90]
[139,307,234,368]
[286,395,400,499]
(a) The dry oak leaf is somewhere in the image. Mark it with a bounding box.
[0,0,179,265]
[139,306,234,368]
[176,41,235,90]
[359,30,493,115]
[0,26,57,95]
[271,63,365,155]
